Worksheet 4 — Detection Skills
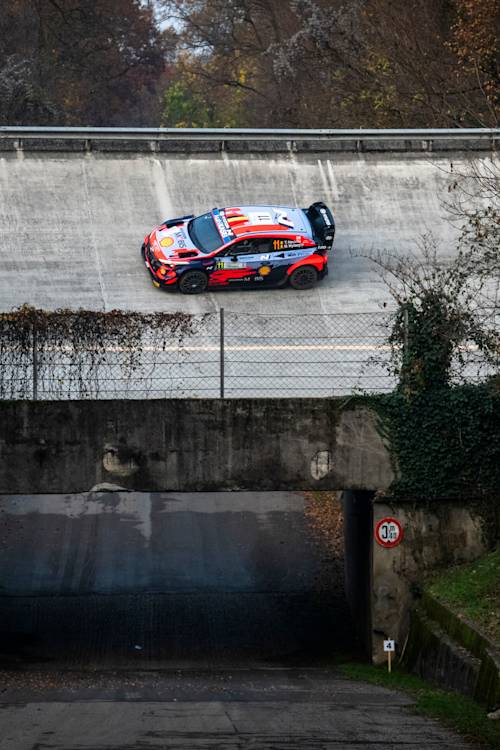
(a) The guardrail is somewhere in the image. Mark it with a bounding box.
[0,127,498,153]
[1,126,499,140]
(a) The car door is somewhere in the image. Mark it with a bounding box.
[210,239,271,286]
[263,236,315,285]
[229,236,302,287]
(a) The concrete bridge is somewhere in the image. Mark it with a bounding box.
[0,396,493,665]
[0,128,497,675]
[0,398,392,494]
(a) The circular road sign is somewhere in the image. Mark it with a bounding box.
[375,517,404,548]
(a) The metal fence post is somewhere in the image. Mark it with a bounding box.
[32,318,38,400]
[219,307,225,398]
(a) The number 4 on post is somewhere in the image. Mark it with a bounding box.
[384,639,395,672]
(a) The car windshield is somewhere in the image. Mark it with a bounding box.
[188,213,223,253]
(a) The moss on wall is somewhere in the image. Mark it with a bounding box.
[405,593,500,709]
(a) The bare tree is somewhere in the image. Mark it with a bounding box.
[443,156,500,315]
[362,233,499,394]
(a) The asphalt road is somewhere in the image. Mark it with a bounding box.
[0,668,474,749]
[0,149,471,314]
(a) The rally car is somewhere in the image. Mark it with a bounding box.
[141,202,335,294]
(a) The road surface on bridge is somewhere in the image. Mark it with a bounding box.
[0,146,477,314]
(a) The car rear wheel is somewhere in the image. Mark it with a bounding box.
[289,265,318,290]
[178,270,208,294]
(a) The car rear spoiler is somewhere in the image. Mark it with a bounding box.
[162,214,194,228]
[304,202,335,250]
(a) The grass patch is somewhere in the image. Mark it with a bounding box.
[339,662,500,749]
[427,547,500,643]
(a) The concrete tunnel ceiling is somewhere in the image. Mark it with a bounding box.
[0,131,496,314]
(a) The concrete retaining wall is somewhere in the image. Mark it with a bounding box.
[371,500,499,664]
[405,594,500,709]
[0,399,393,494]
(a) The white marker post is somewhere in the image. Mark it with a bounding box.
[384,639,395,673]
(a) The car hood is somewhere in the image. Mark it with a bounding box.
[149,221,202,261]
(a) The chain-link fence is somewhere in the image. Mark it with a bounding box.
[0,308,497,400]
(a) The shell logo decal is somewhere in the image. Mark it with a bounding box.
[160,237,175,248]
[259,265,272,276]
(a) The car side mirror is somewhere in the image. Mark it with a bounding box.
[230,255,238,262]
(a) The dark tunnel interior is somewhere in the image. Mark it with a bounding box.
[0,491,373,670]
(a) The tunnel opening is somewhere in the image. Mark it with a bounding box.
[0,490,373,670]
[343,490,374,659]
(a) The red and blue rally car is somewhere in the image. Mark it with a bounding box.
[141,202,335,294]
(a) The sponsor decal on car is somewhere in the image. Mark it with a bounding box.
[175,231,187,248]
[273,239,304,250]
[212,209,235,241]
[215,260,247,270]
[320,207,332,225]
[276,210,294,228]
[248,211,272,224]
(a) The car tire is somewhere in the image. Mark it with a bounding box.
[289,265,318,290]
[178,270,208,294]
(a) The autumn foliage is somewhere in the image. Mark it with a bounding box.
[1,0,498,127]
[158,0,499,128]
[0,0,165,125]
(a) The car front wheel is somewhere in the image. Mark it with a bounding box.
[289,265,318,290]
[178,270,208,294]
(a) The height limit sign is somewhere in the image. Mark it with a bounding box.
[375,517,403,548]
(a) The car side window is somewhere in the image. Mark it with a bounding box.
[248,238,274,255]
[224,239,270,256]
[224,240,253,256]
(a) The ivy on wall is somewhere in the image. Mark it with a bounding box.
[376,380,500,503]
[370,295,499,504]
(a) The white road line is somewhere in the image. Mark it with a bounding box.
[2,344,389,353]
[1,343,482,354]
[145,343,392,352]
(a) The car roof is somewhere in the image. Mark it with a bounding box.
[220,205,313,239]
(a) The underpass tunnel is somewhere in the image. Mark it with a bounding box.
[0,490,373,669]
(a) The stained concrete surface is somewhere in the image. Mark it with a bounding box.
[0,402,393,493]
[0,669,474,749]
[0,149,490,314]
[0,491,357,669]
